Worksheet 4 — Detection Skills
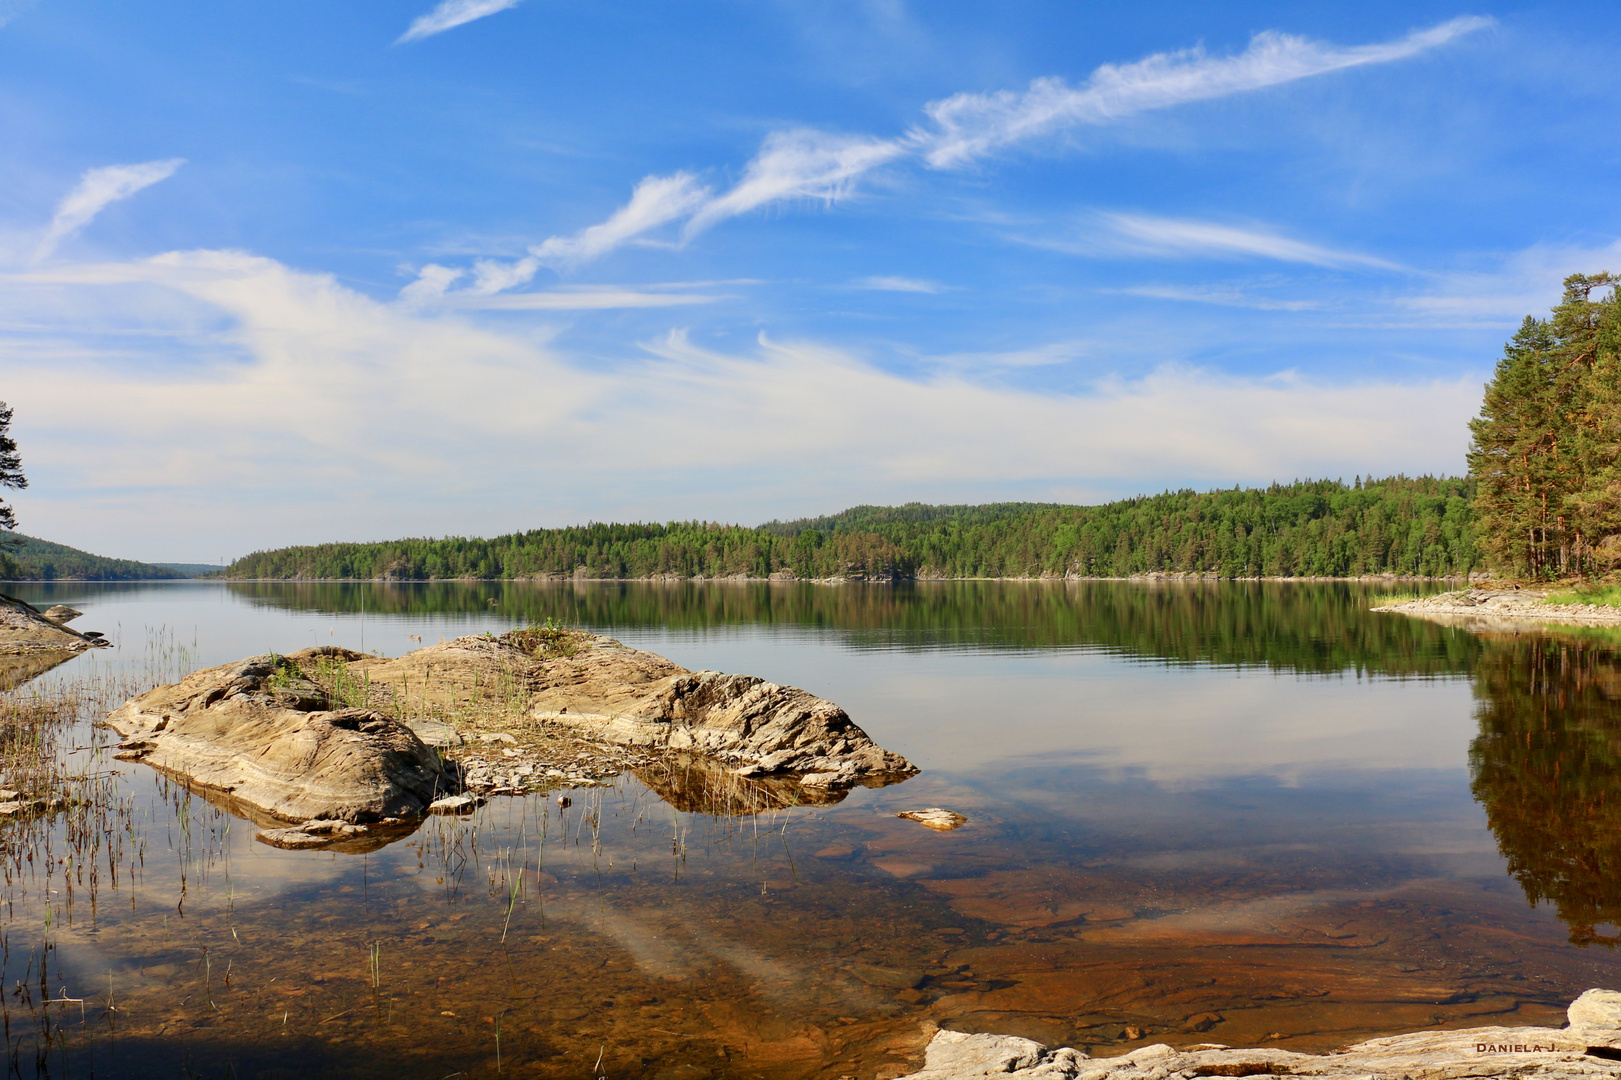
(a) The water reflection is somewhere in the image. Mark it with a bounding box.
[0,649,77,690]
[1470,628,1621,946]
[225,579,1472,675]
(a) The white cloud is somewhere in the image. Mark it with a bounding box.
[398,263,465,305]
[684,130,906,237]
[1075,212,1402,270]
[854,275,942,293]
[397,0,520,44]
[532,172,711,264]
[34,159,186,261]
[0,249,1478,558]
[1115,285,1321,311]
[912,17,1493,168]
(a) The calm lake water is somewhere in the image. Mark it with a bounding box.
[4,579,1621,1079]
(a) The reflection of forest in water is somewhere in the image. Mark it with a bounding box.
[229,578,1474,675]
[1471,628,1621,946]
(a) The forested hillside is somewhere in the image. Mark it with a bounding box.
[0,534,188,581]
[226,476,1477,581]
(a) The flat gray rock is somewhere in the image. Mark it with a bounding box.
[405,718,464,749]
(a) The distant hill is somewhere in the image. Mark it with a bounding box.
[155,563,223,577]
[757,501,1065,536]
[0,534,189,581]
[225,477,1479,580]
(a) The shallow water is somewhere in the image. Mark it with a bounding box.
[3,580,1621,1079]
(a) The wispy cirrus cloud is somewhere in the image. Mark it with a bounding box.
[683,130,906,237]
[397,0,520,44]
[34,159,185,262]
[854,275,944,293]
[400,18,1482,298]
[537,172,711,262]
[1115,284,1322,311]
[911,17,1492,168]
[1066,212,1403,270]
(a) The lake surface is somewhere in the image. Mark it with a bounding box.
[4,579,1621,1079]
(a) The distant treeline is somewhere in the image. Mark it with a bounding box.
[0,534,187,581]
[226,476,1478,581]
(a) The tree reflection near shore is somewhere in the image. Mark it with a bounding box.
[1470,628,1621,946]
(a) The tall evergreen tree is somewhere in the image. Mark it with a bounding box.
[1468,273,1619,577]
[0,401,26,537]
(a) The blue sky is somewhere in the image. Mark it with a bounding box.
[1,1,1617,560]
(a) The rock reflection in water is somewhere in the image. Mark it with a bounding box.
[0,648,76,691]
[635,751,912,815]
[1470,629,1621,945]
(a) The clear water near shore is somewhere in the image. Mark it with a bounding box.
[2,579,1619,1079]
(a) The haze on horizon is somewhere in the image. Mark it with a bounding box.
[0,1,1616,563]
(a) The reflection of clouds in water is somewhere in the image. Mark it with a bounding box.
[858,657,1477,784]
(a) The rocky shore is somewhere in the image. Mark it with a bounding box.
[1373,588,1621,628]
[0,594,106,654]
[900,989,1621,1079]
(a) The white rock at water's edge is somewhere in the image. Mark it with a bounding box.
[896,991,1621,1079]
[1571,989,1621,1031]
[429,794,482,814]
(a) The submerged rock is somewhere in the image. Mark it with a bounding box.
[0,595,104,655]
[40,605,82,624]
[897,989,1621,1078]
[898,808,967,831]
[106,648,452,824]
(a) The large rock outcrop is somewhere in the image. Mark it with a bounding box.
[106,648,451,824]
[522,635,915,786]
[105,631,914,837]
[351,630,916,790]
[899,989,1621,1079]
[0,594,104,655]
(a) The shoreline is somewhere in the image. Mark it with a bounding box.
[1374,587,1621,628]
[11,572,1489,585]
[899,990,1621,1079]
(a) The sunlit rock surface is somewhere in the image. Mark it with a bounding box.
[0,594,102,654]
[525,633,916,787]
[354,629,916,791]
[106,648,451,824]
[1377,588,1621,628]
[899,990,1621,1078]
[105,631,912,838]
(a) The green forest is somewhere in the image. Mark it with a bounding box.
[0,534,188,581]
[226,475,1477,581]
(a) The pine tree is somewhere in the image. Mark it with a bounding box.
[1469,274,1619,577]
[0,401,26,536]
